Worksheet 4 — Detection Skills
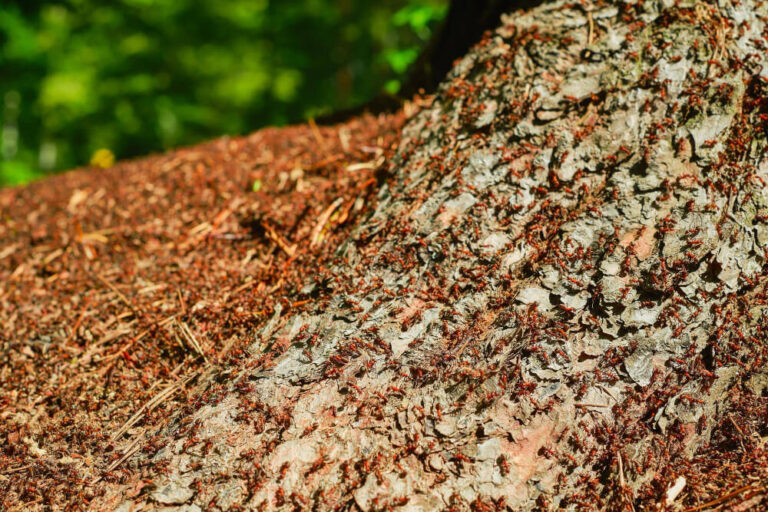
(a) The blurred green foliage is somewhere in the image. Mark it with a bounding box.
[0,0,446,186]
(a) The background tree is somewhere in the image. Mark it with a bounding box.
[0,0,446,185]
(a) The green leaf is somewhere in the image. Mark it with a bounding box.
[383,47,419,74]
[0,161,39,186]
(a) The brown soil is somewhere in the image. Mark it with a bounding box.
[2,107,767,512]
[0,112,406,510]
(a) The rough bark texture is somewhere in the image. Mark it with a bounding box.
[4,1,768,511]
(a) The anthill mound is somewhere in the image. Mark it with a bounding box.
[3,1,768,510]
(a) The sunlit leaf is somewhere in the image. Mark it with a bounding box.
[90,148,115,168]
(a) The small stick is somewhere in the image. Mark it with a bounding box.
[95,274,131,309]
[177,288,187,316]
[729,414,746,452]
[178,321,209,364]
[97,315,175,374]
[231,278,257,295]
[308,118,326,150]
[5,464,33,474]
[261,221,296,257]
[64,292,94,346]
[617,451,625,488]
[310,198,344,247]
[92,432,144,484]
[683,484,759,511]
[111,372,198,441]
[346,161,376,172]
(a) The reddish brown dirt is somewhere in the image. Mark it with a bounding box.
[1,93,767,510]
[0,112,406,510]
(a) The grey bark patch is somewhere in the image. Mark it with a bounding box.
[461,151,502,189]
[560,292,588,310]
[688,113,734,158]
[475,100,498,128]
[443,192,477,218]
[480,232,509,255]
[624,349,653,387]
[152,481,194,505]
[621,302,662,327]
[476,437,502,461]
[516,287,552,311]
[392,307,440,357]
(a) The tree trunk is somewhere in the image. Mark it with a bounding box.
[5,1,768,511]
[403,0,542,95]
[321,0,542,123]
